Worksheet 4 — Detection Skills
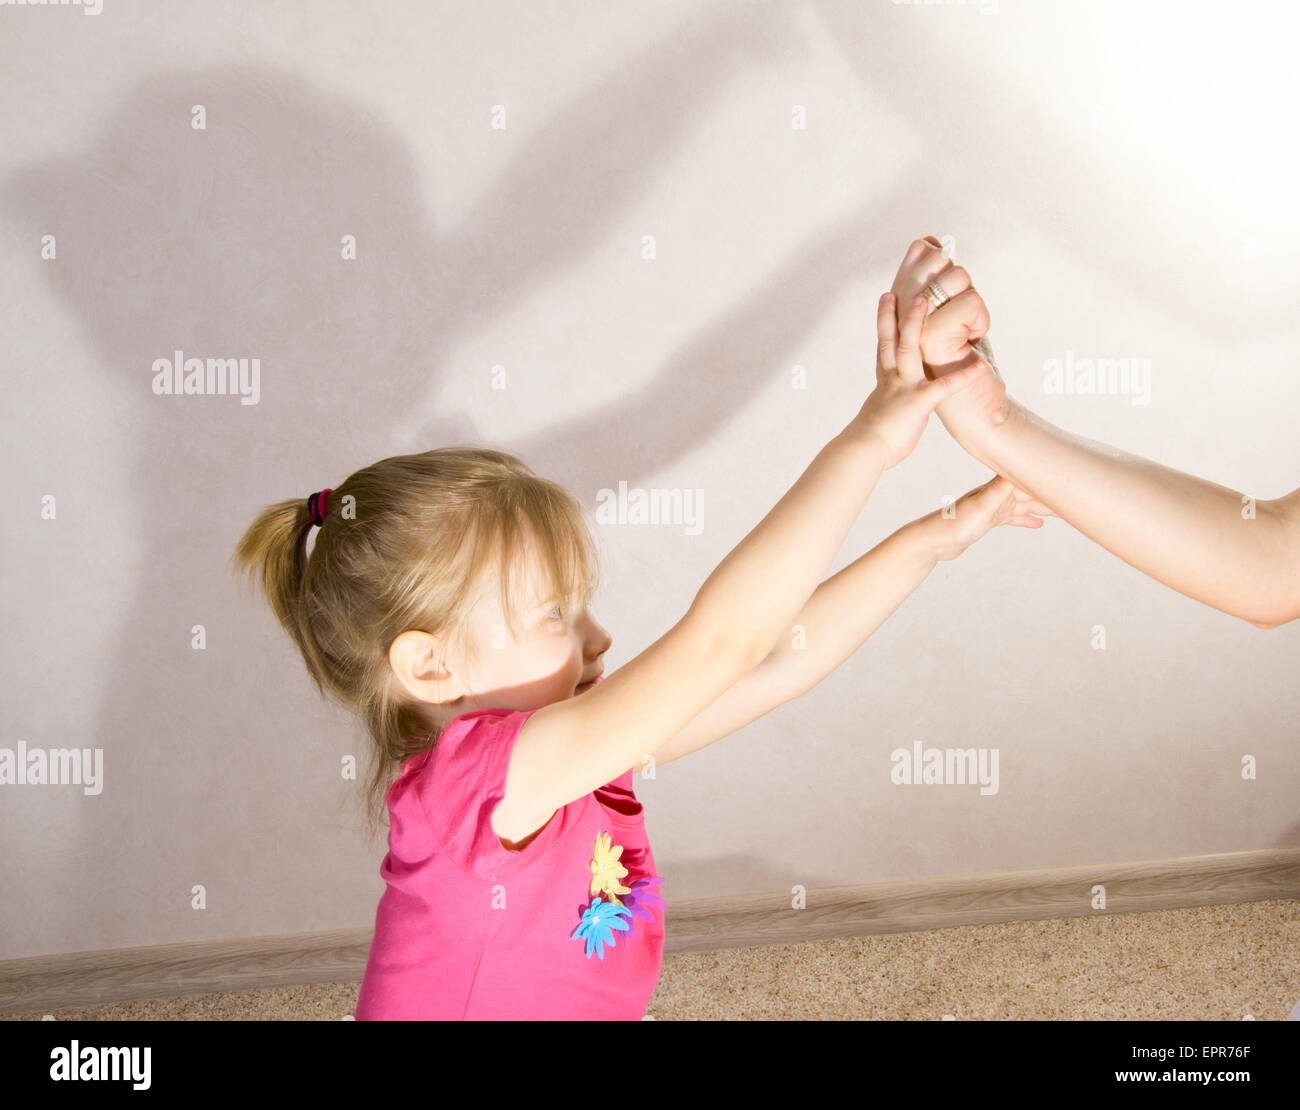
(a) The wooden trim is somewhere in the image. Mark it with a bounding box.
[662,847,1300,953]
[3,847,1297,1014]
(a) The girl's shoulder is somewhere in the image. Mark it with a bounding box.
[395,706,534,789]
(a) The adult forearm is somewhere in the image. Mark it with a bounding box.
[968,400,1298,626]
[691,417,892,662]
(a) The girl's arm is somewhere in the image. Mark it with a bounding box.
[892,235,1300,629]
[648,477,1042,767]
[495,295,992,841]
[686,294,990,660]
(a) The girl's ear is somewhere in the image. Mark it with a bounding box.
[388,630,465,704]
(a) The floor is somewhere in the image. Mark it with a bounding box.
[5,900,1297,1020]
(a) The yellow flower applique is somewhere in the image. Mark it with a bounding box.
[588,830,632,904]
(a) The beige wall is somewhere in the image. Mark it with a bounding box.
[2,0,1297,961]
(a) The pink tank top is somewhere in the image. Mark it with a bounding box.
[354,699,666,1019]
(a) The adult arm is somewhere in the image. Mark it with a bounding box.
[891,235,1300,629]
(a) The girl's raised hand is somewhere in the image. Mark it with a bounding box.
[919,475,1053,562]
[854,290,992,469]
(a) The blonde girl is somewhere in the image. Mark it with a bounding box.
[232,285,1043,1020]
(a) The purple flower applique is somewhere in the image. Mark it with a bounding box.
[615,874,667,945]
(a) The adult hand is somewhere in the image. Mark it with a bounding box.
[889,235,1013,459]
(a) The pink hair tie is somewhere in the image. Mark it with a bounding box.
[307,488,332,527]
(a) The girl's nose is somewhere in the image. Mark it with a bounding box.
[587,616,613,656]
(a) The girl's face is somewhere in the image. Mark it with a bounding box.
[453,551,612,714]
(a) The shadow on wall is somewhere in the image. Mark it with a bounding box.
[11,1,1289,958]
[0,0,947,951]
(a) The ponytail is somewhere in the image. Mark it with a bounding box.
[230,495,335,699]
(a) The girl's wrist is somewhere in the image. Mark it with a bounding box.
[837,415,894,473]
[896,515,946,570]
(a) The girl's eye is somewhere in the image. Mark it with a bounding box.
[549,606,563,621]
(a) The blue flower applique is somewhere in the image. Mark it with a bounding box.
[571,897,633,960]
[571,831,667,958]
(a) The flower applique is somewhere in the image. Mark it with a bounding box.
[571,898,631,960]
[570,831,669,960]
[615,875,667,945]
[588,830,631,902]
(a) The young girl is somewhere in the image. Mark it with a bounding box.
[232,289,1044,1021]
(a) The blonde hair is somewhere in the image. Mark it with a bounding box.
[230,447,600,838]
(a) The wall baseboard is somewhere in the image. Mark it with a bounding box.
[3,847,1297,1014]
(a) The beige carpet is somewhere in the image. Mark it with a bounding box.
[6,900,1297,1020]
